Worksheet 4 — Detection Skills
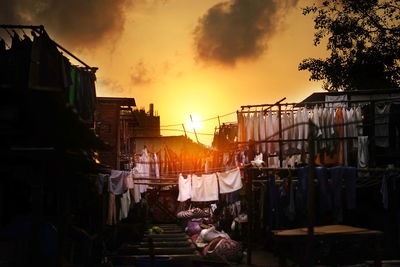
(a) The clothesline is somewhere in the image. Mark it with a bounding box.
[131,165,240,176]
[160,111,236,128]
[240,96,400,110]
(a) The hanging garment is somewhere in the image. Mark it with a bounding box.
[335,108,345,165]
[315,167,332,214]
[97,173,109,194]
[125,171,134,189]
[253,111,260,152]
[375,103,390,148]
[282,110,290,154]
[389,104,400,149]
[217,167,243,194]
[132,148,150,193]
[330,166,357,210]
[294,109,303,151]
[259,111,266,153]
[177,174,192,202]
[246,113,253,142]
[266,110,274,153]
[109,170,128,195]
[237,113,243,142]
[150,153,160,178]
[344,167,357,210]
[191,173,219,202]
[343,108,349,166]
[107,193,117,225]
[119,190,131,220]
[29,33,65,91]
[358,136,369,169]
[132,184,142,203]
[381,176,389,210]
[312,105,323,138]
[288,180,295,221]
[303,108,310,150]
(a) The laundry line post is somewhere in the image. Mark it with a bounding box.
[246,140,256,265]
[278,104,283,168]
[182,123,187,138]
[307,119,316,266]
[190,114,200,143]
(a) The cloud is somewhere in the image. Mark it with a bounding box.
[193,0,299,66]
[0,0,133,49]
[130,60,154,86]
[98,78,125,93]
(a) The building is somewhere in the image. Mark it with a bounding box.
[95,97,136,169]
[95,98,161,169]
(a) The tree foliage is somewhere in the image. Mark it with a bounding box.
[299,0,400,91]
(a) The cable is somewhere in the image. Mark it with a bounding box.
[160,128,214,136]
[160,111,236,128]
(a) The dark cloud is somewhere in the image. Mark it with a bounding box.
[0,0,132,48]
[193,0,299,66]
[130,60,154,86]
[98,78,125,93]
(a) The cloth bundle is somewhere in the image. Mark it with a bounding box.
[177,208,210,220]
[202,237,242,262]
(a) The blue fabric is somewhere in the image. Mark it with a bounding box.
[329,166,345,209]
[269,175,278,212]
[315,166,332,213]
[344,167,357,209]
[296,166,308,212]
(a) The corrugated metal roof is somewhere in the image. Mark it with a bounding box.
[97,97,136,106]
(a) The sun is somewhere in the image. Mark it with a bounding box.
[184,113,203,132]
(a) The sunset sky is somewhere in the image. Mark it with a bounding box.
[2,0,328,145]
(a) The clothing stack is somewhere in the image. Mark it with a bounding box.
[177,208,243,263]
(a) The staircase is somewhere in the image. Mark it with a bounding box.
[110,223,200,266]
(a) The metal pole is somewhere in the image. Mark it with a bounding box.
[190,114,200,143]
[278,104,283,168]
[246,141,255,265]
[307,119,316,266]
[182,123,187,138]
[218,115,221,128]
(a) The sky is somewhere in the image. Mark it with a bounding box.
[1,0,328,145]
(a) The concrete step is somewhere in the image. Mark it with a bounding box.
[144,233,187,238]
[139,241,192,247]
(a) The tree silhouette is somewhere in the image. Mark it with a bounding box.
[299,0,400,91]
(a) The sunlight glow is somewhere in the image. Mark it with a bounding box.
[185,113,203,132]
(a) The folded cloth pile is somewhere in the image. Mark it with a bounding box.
[177,208,210,220]
[203,237,242,262]
[185,219,203,236]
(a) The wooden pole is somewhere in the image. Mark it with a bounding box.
[246,141,256,265]
[307,119,316,266]
[182,123,187,138]
[190,114,200,143]
[278,104,283,168]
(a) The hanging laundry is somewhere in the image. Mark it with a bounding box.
[119,190,131,220]
[191,173,219,202]
[217,167,243,194]
[109,170,128,195]
[253,111,260,152]
[177,174,192,202]
[375,103,390,148]
[132,148,150,193]
[259,111,266,153]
